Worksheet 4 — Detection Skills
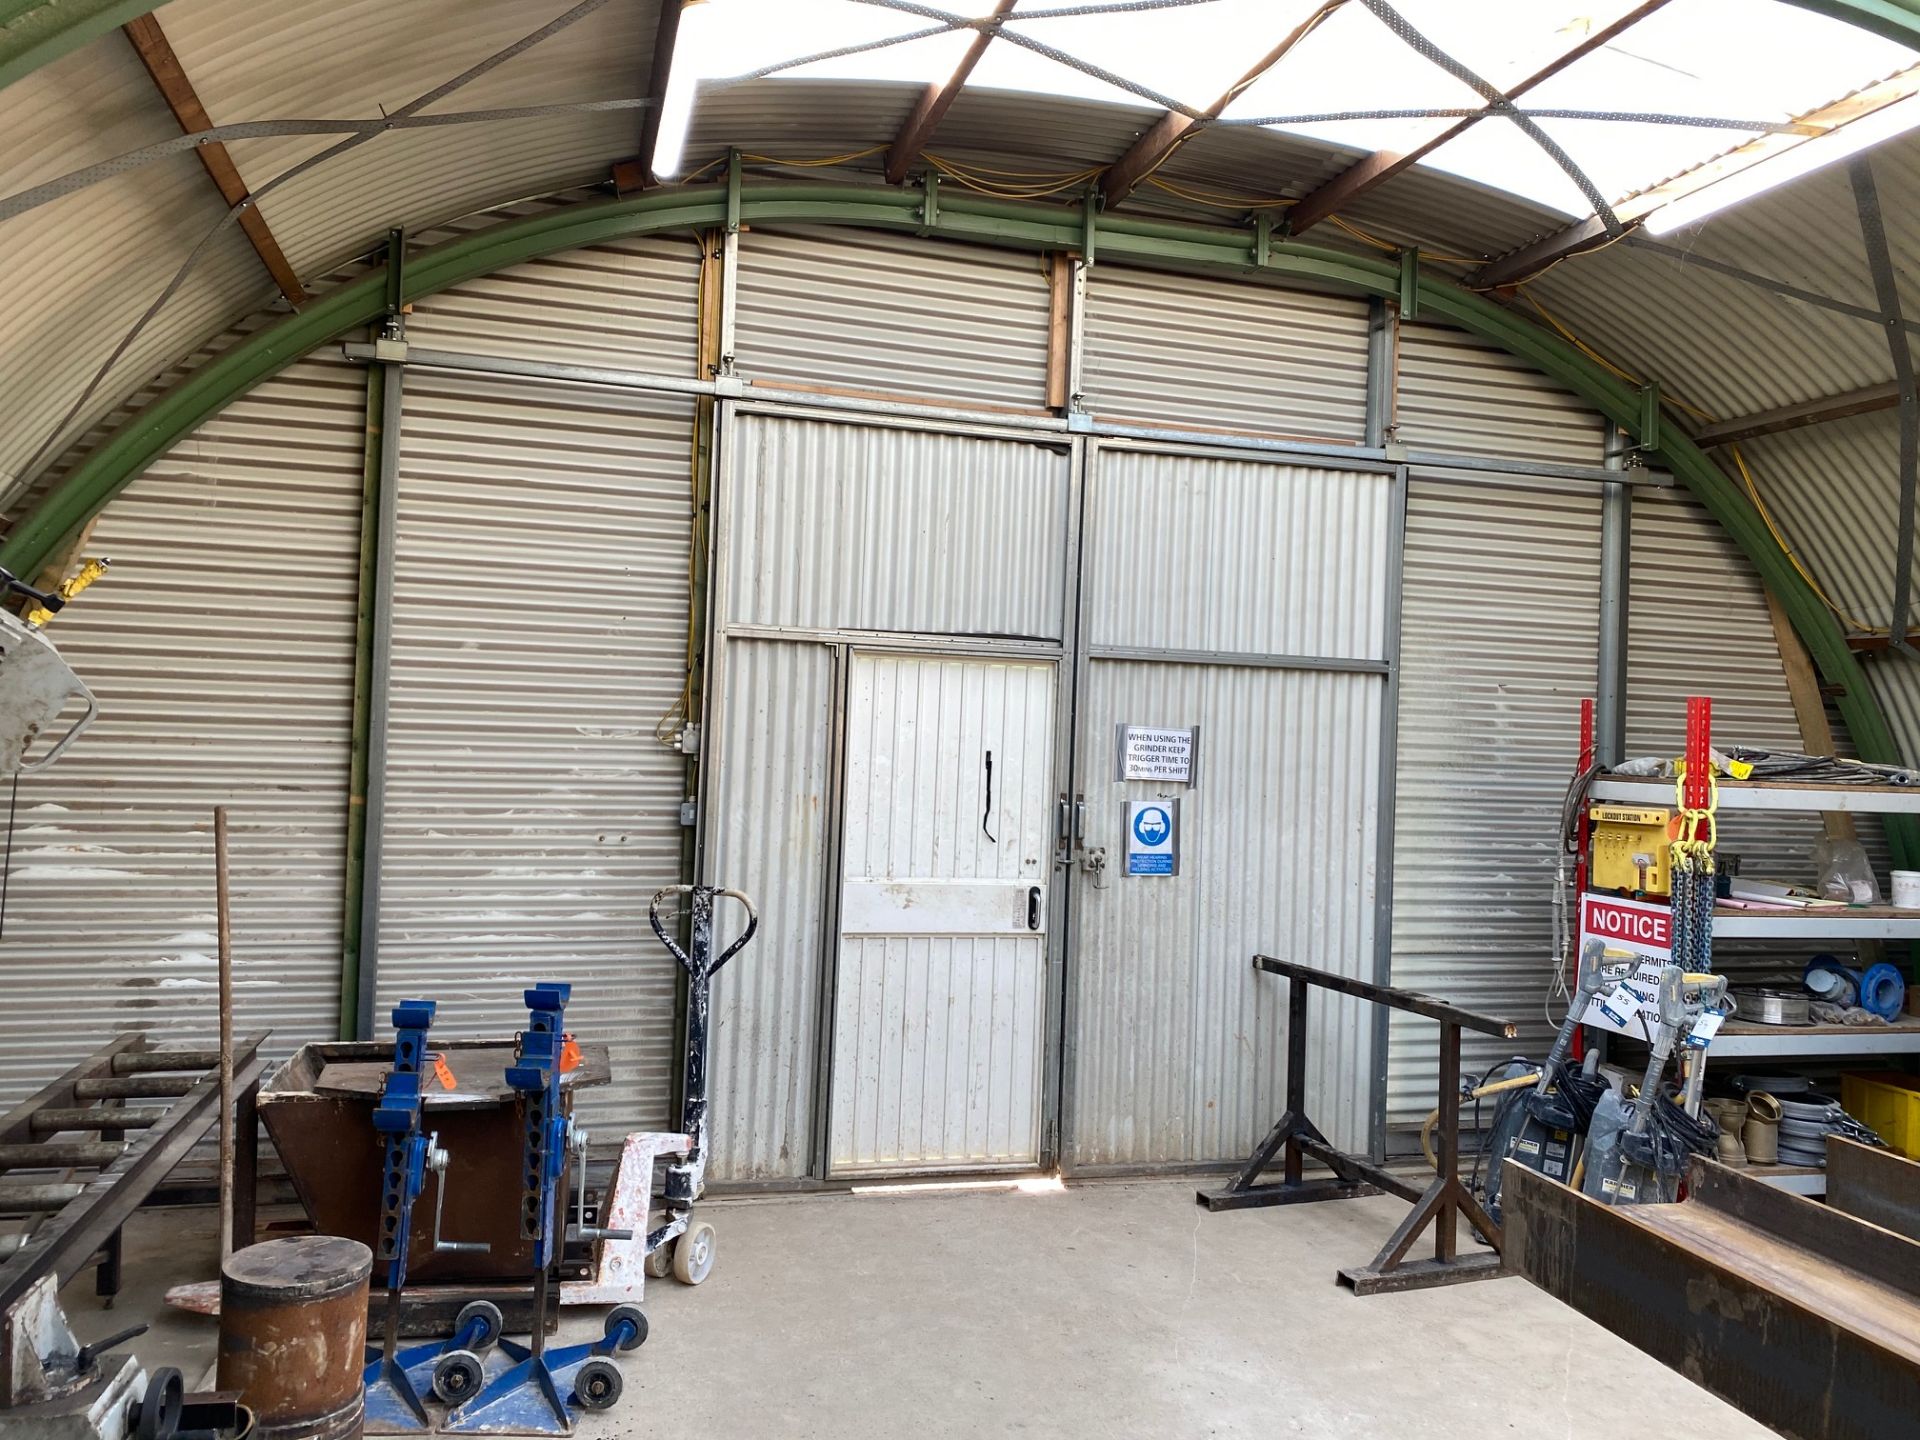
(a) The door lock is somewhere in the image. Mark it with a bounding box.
[1081,846,1108,890]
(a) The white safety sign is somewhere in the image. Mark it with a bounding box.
[1124,799,1179,877]
[1116,724,1199,784]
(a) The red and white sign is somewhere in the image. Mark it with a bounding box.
[1578,893,1673,1038]
[1579,892,1671,959]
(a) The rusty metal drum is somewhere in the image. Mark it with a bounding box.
[218,1236,372,1440]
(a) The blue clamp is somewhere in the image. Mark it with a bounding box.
[505,983,572,1270]
[374,999,436,1291]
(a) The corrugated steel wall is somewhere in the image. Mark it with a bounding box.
[405,234,702,373]
[373,371,694,1129]
[1387,478,1603,1127]
[702,638,836,1182]
[0,358,362,1104]
[733,228,1052,409]
[1626,487,1847,987]
[1383,324,1619,1133]
[722,413,1072,639]
[1081,266,1371,442]
[1396,323,1606,465]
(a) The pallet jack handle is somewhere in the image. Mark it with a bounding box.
[648,885,759,978]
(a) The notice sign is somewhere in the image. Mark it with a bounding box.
[1577,893,1673,1038]
[1124,799,1179,877]
[1578,892,1672,962]
[1116,724,1199,784]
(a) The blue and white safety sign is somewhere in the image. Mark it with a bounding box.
[1124,799,1179,877]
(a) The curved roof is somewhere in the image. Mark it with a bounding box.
[2,0,1919,762]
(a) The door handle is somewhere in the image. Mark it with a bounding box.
[1027,886,1042,931]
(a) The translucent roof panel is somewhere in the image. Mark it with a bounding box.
[968,0,1325,114]
[661,0,1920,225]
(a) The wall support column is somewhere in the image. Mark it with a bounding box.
[1596,422,1631,767]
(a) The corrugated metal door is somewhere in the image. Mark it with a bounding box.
[1386,479,1602,1130]
[702,638,836,1183]
[0,358,362,1104]
[721,412,1070,638]
[831,653,1055,1173]
[373,372,694,1129]
[1068,445,1392,1164]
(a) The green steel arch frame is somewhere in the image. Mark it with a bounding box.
[3,178,1915,873]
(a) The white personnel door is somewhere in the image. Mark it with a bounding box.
[830,652,1057,1174]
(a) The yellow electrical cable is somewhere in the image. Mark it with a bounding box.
[1144,175,1294,209]
[736,144,887,169]
[1324,213,1479,266]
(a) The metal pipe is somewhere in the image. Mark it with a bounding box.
[0,1142,124,1169]
[109,1049,221,1074]
[74,1076,195,1100]
[355,356,404,1041]
[0,1183,86,1212]
[28,1108,164,1132]
[215,804,235,1260]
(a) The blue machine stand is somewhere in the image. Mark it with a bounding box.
[361,1000,491,1435]
[444,984,636,1436]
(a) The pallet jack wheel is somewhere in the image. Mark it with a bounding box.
[608,1304,649,1350]
[644,1244,672,1280]
[574,1359,623,1412]
[432,1349,486,1405]
[131,1367,183,1440]
[454,1299,504,1350]
[673,1220,716,1285]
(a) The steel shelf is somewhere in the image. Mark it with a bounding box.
[1746,1164,1827,1196]
[1703,1013,1920,1059]
[1589,774,1920,813]
[1712,907,1920,939]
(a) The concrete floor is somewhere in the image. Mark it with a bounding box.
[66,1179,1773,1439]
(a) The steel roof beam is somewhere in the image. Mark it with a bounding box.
[3,180,1912,866]
[883,0,1015,185]
[1101,1,1342,209]
[1285,0,1670,238]
[611,0,687,193]
[1693,381,1900,447]
[122,13,306,307]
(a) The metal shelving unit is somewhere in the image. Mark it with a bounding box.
[1589,765,1920,1198]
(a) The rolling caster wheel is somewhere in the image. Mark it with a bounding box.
[607,1304,648,1350]
[673,1220,716,1285]
[432,1349,486,1405]
[454,1299,504,1351]
[574,1358,624,1412]
[644,1244,672,1280]
[131,1367,183,1440]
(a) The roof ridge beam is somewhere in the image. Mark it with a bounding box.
[122,12,306,307]
[1100,0,1342,210]
[1285,0,1670,238]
